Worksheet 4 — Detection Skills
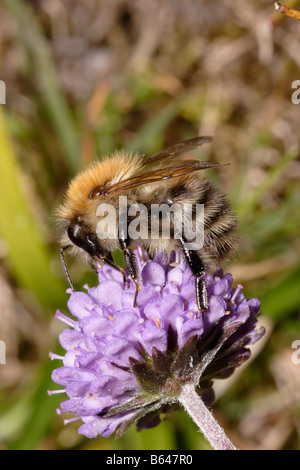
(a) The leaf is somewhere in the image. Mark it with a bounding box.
[115,401,165,439]
[4,0,80,174]
[103,394,159,418]
[0,108,66,309]
[152,347,173,374]
[129,357,169,394]
[172,335,200,384]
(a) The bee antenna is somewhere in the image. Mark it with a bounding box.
[60,246,76,292]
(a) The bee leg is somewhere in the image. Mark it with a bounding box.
[119,238,141,307]
[179,238,209,311]
[88,259,99,273]
[195,276,209,312]
[94,253,128,288]
[123,249,141,307]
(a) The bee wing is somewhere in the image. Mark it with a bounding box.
[144,136,213,166]
[99,160,227,195]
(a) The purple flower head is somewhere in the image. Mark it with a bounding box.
[50,248,265,439]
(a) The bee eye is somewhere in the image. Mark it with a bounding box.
[67,224,89,250]
[67,224,98,256]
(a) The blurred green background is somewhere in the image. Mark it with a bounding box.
[0,0,300,450]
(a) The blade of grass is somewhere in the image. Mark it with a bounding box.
[128,97,185,154]
[275,2,300,21]
[253,263,300,320]
[10,356,62,450]
[237,150,299,219]
[4,0,80,174]
[0,394,32,443]
[0,107,66,309]
[118,418,177,450]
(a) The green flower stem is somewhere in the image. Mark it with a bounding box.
[178,383,237,451]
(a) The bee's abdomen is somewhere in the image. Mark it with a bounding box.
[199,180,238,263]
[145,176,238,264]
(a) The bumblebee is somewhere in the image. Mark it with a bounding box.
[57,137,238,310]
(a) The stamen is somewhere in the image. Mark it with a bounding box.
[49,352,64,361]
[231,284,243,305]
[55,310,77,328]
[64,416,81,426]
[154,316,161,328]
[47,389,66,396]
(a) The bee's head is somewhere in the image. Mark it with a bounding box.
[56,165,104,260]
[63,216,99,258]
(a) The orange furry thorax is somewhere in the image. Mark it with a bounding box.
[58,151,141,222]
